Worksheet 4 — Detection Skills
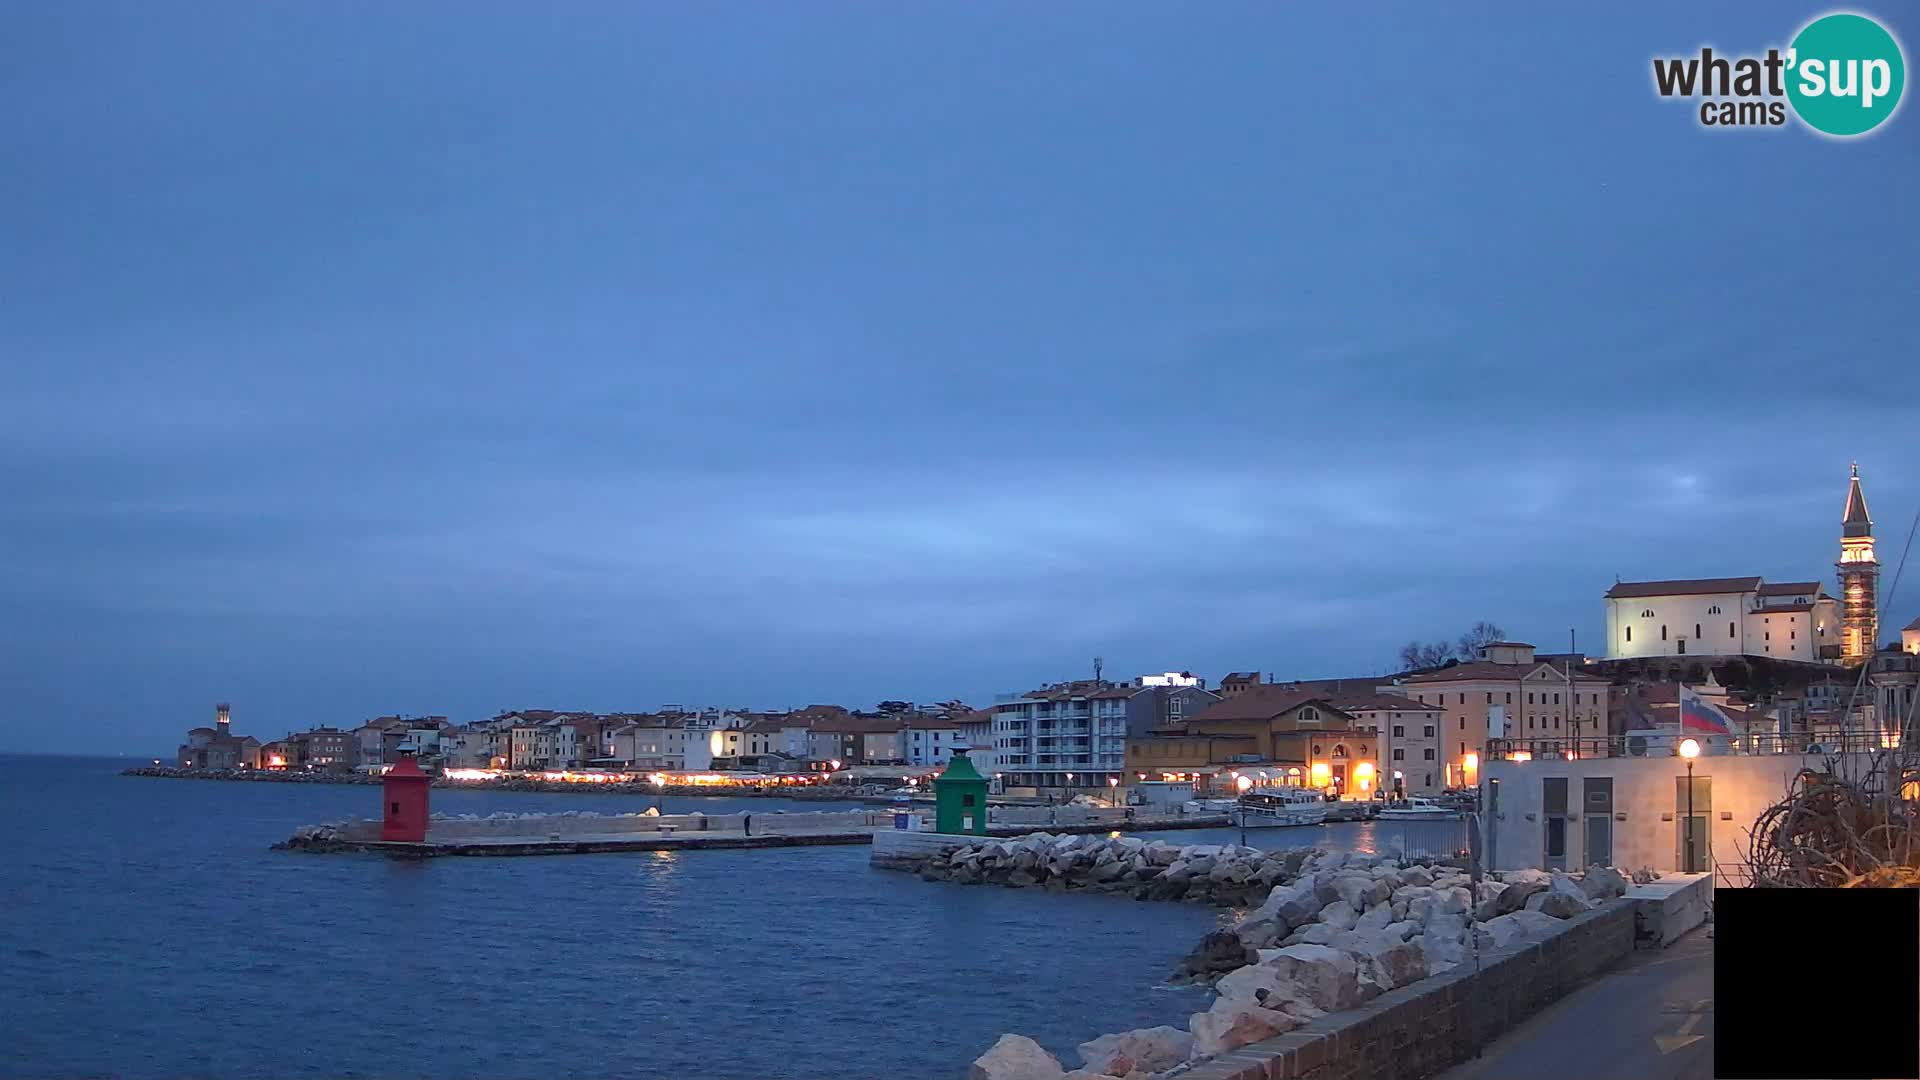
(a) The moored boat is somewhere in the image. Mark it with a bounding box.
[1231,789,1328,828]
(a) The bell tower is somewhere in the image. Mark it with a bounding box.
[1837,463,1878,664]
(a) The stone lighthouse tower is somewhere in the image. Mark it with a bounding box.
[1838,463,1878,664]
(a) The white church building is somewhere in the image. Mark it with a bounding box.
[1603,576,1840,663]
[1602,465,1877,666]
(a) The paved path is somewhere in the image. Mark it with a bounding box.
[1437,927,1714,1080]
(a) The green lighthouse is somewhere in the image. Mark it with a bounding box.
[933,747,990,835]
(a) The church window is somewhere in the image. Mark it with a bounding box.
[1626,626,1632,642]
[1642,608,1655,618]
[1694,623,1702,639]
[1708,605,1721,615]
[1661,625,1668,641]
[1729,622,1736,638]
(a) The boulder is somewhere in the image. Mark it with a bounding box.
[1382,919,1420,942]
[1318,900,1359,932]
[1354,902,1394,935]
[1264,943,1363,1012]
[1486,880,1546,919]
[1537,891,1587,918]
[1580,866,1629,900]
[1500,868,1551,887]
[1190,1002,1296,1058]
[1369,938,1428,989]
[1293,923,1340,945]
[970,1034,1065,1080]
[1260,882,1322,930]
[1175,930,1256,979]
[1391,884,1435,906]
[1234,917,1283,949]
[1631,866,1661,884]
[1077,1026,1192,1076]
[1435,886,1472,915]
[1474,880,1509,905]
[1399,865,1435,888]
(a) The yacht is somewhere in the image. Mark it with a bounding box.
[1377,795,1463,821]
[1232,789,1329,828]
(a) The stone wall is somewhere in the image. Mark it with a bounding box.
[333,810,892,843]
[1174,901,1636,1080]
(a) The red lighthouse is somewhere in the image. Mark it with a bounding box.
[381,753,431,842]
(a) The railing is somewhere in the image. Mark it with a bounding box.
[1485,730,1898,761]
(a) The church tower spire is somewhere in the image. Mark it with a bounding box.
[1837,462,1878,664]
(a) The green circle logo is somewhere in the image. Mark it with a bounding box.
[1786,13,1906,136]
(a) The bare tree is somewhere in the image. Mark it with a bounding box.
[1398,640,1456,672]
[1456,621,1508,659]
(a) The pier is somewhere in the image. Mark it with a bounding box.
[277,807,1231,857]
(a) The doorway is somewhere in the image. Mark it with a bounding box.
[1543,777,1569,871]
[1583,776,1613,867]
[1676,775,1712,873]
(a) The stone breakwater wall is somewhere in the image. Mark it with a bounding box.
[279,809,893,848]
[915,835,1321,908]
[965,853,1640,1080]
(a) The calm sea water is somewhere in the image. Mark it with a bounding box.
[0,756,1467,1080]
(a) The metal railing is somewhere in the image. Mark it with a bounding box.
[1484,730,1898,761]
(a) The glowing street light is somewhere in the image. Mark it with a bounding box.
[1108,776,1120,807]
[1679,738,1701,873]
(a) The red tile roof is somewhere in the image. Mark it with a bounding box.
[1403,660,1607,685]
[1183,687,1346,724]
[1757,581,1823,597]
[1326,692,1444,713]
[1605,577,1762,599]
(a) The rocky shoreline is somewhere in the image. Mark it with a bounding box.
[120,766,884,800]
[956,840,1648,1080]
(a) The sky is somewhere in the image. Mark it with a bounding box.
[2,3,1916,754]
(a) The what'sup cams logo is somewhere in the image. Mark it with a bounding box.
[1652,11,1905,136]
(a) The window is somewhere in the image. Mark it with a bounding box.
[1312,744,1322,755]
[1708,605,1721,615]
[1506,693,1512,704]
[1661,625,1669,641]
[1424,726,1436,737]
[1458,693,1465,704]
[1392,725,1405,737]
[1528,693,1535,704]
[1298,707,1319,722]
[1765,631,1770,641]
[1553,693,1560,705]
[1626,626,1632,643]
[1459,717,1465,730]
[1486,692,1493,704]
[1729,622,1736,638]
[1393,749,1405,760]
[1642,608,1655,618]
[1425,772,1433,787]
[1554,717,1561,729]
[1791,630,1797,640]
[1694,623,1701,639]
[1333,744,1349,757]
[1528,717,1535,729]
[1424,749,1436,760]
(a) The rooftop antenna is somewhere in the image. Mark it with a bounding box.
[1093,656,1104,683]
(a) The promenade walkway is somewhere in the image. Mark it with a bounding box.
[1436,927,1714,1080]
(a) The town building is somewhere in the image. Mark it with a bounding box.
[285,727,354,771]
[176,703,261,770]
[953,708,996,777]
[1904,616,1920,655]
[1126,686,1367,795]
[1218,672,1264,698]
[903,713,963,767]
[989,680,1132,795]
[1123,681,1222,737]
[1323,692,1447,795]
[1868,648,1918,744]
[1391,642,1611,788]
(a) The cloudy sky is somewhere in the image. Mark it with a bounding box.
[3,2,1915,753]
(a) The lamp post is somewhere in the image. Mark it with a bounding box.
[1679,738,1701,873]
[1108,776,1120,808]
[1235,774,1253,845]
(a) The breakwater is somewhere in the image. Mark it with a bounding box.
[963,853,1640,1080]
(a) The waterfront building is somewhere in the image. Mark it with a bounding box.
[1868,648,1918,744]
[1904,616,1920,655]
[176,703,262,770]
[1123,681,1222,738]
[259,739,291,769]
[989,680,1131,795]
[1217,672,1263,698]
[953,708,996,777]
[1125,687,1367,795]
[1391,642,1611,788]
[806,711,908,765]
[604,717,714,772]
[352,716,413,769]
[1323,692,1447,795]
[285,727,354,771]
[903,713,963,767]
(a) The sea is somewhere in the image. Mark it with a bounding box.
[0,755,1466,1080]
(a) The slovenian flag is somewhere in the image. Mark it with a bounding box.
[1679,685,1733,735]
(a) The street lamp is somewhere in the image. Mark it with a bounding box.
[1679,738,1701,873]
[1108,776,1120,807]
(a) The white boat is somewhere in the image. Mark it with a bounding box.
[1183,798,1240,815]
[1377,796,1462,821]
[1232,790,1328,828]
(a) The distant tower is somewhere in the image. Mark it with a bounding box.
[215,702,231,732]
[1837,463,1878,664]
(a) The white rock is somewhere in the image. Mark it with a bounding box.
[1264,943,1362,1012]
[1354,902,1394,934]
[1190,1002,1295,1058]
[1318,899,1359,931]
[1381,919,1420,941]
[1077,1026,1192,1076]
[970,1034,1065,1080]
[1500,868,1551,887]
